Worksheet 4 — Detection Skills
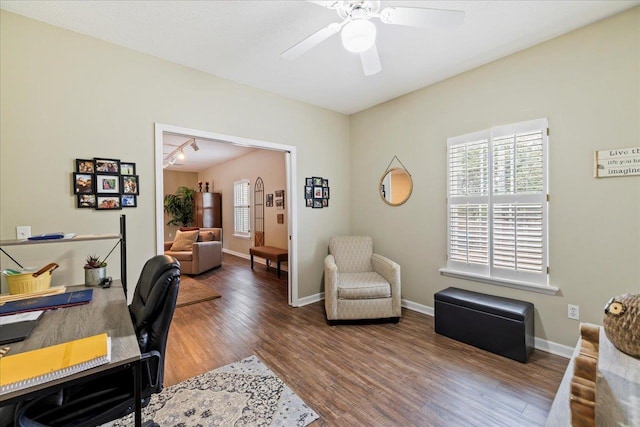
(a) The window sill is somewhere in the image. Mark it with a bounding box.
[233,234,251,240]
[439,268,559,295]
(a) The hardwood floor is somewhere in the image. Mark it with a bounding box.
[165,253,568,426]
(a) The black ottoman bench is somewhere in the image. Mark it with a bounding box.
[434,287,534,363]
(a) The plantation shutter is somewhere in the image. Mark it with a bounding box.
[234,179,250,237]
[491,122,547,284]
[446,119,548,286]
[447,131,490,275]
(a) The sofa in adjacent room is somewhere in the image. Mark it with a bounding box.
[164,228,222,275]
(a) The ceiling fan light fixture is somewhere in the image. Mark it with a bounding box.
[341,19,376,53]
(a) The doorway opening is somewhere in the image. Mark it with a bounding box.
[154,123,298,306]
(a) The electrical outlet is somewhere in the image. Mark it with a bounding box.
[16,226,31,240]
[568,304,580,320]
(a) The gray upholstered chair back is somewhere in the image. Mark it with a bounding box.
[329,236,373,273]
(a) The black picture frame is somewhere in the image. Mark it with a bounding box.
[96,195,121,210]
[96,174,120,194]
[121,194,137,208]
[73,173,94,194]
[322,198,329,207]
[313,199,323,208]
[121,175,139,195]
[306,178,313,186]
[77,194,96,208]
[120,162,136,176]
[323,187,330,199]
[322,179,329,188]
[312,177,323,186]
[305,186,313,199]
[306,198,313,207]
[266,194,273,207]
[76,159,95,173]
[94,158,121,173]
[313,186,323,198]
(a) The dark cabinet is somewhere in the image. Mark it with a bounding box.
[194,192,221,228]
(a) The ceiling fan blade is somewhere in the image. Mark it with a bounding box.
[379,7,465,30]
[307,1,342,9]
[281,22,342,60]
[360,44,381,76]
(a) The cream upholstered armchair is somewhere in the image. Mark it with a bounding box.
[324,236,401,323]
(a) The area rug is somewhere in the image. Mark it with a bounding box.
[176,279,221,307]
[106,356,319,427]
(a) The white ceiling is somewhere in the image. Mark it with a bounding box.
[7,1,636,171]
[162,133,256,173]
[2,0,638,116]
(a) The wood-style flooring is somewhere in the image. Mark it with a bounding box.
[164,253,568,426]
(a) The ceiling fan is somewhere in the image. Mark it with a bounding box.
[281,1,465,76]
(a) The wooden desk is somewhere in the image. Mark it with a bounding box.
[545,327,640,426]
[0,282,142,425]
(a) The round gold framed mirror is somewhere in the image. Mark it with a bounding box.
[379,167,413,206]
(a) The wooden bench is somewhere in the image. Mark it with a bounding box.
[249,246,288,278]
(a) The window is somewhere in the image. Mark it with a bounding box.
[442,118,550,290]
[233,179,250,238]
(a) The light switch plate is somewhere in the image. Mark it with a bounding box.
[16,226,31,240]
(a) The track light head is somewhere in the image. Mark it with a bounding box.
[191,140,199,151]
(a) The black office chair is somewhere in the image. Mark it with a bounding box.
[15,255,181,427]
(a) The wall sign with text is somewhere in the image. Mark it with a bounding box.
[594,147,640,178]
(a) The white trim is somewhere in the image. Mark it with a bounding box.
[223,248,249,259]
[534,336,574,359]
[297,292,324,307]
[439,268,559,295]
[291,292,572,358]
[401,299,434,316]
[154,124,165,255]
[232,234,251,240]
[154,123,299,306]
[402,298,569,358]
[222,248,289,272]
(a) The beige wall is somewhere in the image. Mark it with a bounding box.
[199,149,288,255]
[349,7,640,347]
[2,7,638,348]
[0,10,351,299]
[162,170,199,241]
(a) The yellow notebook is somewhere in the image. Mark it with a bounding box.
[0,333,111,394]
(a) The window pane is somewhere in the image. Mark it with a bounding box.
[234,180,250,234]
[493,130,543,195]
[449,204,488,265]
[449,140,488,196]
[493,203,543,272]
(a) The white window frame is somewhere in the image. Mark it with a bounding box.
[233,179,251,239]
[440,118,559,295]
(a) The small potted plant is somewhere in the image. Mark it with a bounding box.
[84,254,107,286]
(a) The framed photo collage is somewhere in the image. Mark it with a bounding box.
[73,158,139,210]
[304,176,330,208]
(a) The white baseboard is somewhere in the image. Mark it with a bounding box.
[223,248,288,272]
[297,292,324,307]
[533,337,574,359]
[218,257,573,359]
[312,294,571,359]
[401,299,434,316]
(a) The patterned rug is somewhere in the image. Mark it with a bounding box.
[106,356,319,427]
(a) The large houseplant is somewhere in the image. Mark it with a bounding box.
[164,186,196,227]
